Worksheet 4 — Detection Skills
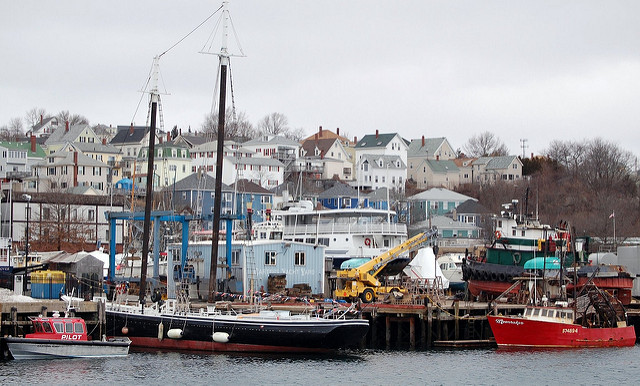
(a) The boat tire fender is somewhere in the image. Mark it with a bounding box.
[364,238,371,247]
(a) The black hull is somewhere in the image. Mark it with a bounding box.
[106,309,369,353]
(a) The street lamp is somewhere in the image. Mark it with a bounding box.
[22,194,31,294]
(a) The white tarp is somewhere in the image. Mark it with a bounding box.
[403,247,449,289]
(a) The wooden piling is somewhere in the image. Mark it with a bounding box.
[409,317,416,350]
[385,316,391,350]
[454,301,459,340]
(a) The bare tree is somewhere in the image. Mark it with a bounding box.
[544,139,586,179]
[463,131,509,157]
[284,127,306,142]
[201,108,255,140]
[24,107,48,127]
[580,138,635,193]
[56,110,89,125]
[0,124,9,141]
[257,112,289,136]
[8,117,24,141]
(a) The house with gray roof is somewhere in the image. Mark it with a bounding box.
[242,135,300,170]
[33,149,110,193]
[357,154,406,193]
[28,116,60,138]
[318,182,360,209]
[298,137,353,180]
[44,123,101,154]
[410,159,460,189]
[471,155,523,184]
[407,188,476,223]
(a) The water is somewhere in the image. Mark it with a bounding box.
[2,346,639,385]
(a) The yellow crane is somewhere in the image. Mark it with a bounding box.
[334,229,437,303]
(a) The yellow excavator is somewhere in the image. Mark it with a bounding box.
[334,229,438,303]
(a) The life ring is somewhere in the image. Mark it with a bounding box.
[364,238,371,247]
[495,231,502,239]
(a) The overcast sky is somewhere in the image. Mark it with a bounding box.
[2,1,639,159]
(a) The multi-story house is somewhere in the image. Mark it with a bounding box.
[411,159,460,190]
[0,137,46,181]
[357,154,406,193]
[354,131,408,192]
[407,136,455,181]
[44,122,102,155]
[298,138,353,180]
[27,116,59,138]
[32,150,110,193]
[136,142,192,191]
[472,155,523,184]
[242,135,300,171]
[109,125,158,178]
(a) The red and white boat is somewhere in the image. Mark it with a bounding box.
[3,312,130,360]
[488,286,636,348]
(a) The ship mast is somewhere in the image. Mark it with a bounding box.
[139,56,161,304]
[207,1,231,303]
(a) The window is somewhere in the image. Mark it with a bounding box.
[265,251,276,265]
[88,209,95,221]
[231,249,240,266]
[74,322,84,333]
[65,322,73,333]
[295,251,306,266]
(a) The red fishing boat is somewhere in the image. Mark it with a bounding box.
[488,284,636,348]
[3,312,130,360]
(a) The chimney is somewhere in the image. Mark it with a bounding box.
[65,121,69,132]
[422,135,425,147]
[320,150,324,159]
[73,151,79,187]
[159,136,163,144]
[179,128,182,135]
[336,127,340,136]
[436,155,440,161]
[129,124,134,135]
[354,136,357,144]
[531,152,534,159]
[40,115,43,124]
[319,126,323,136]
[30,135,36,153]
[167,132,171,142]
[375,129,379,139]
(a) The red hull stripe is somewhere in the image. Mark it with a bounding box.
[128,337,331,353]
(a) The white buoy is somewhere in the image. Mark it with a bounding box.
[158,322,164,340]
[212,332,229,343]
[167,328,184,339]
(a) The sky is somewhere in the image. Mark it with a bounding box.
[2,1,640,159]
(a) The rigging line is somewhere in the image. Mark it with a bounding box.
[130,62,154,129]
[160,4,223,58]
[227,13,246,57]
[228,61,237,121]
[202,14,223,53]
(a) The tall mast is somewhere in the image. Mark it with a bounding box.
[208,2,231,303]
[139,55,161,304]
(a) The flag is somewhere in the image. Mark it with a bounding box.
[609,211,615,219]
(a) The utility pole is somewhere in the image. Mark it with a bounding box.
[520,138,528,159]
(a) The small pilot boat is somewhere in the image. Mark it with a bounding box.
[3,312,130,360]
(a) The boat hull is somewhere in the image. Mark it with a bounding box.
[4,337,131,360]
[106,309,369,353]
[487,315,636,348]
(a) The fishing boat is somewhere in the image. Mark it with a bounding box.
[463,198,633,303]
[488,284,636,348]
[3,312,130,360]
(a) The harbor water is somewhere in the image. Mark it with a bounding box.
[1,345,639,385]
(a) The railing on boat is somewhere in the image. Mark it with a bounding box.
[283,223,407,236]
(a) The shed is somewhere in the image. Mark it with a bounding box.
[44,251,104,299]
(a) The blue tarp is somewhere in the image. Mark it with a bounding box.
[115,178,134,191]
